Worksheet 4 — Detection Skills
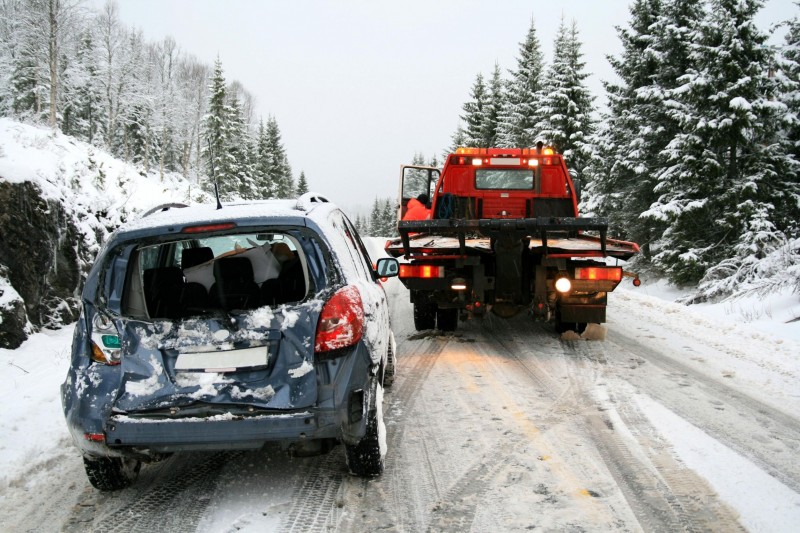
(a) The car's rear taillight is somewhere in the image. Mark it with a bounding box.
[314,286,364,353]
[90,312,122,365]
[574,267,622,281]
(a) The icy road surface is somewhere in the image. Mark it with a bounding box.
[1,275,799,532]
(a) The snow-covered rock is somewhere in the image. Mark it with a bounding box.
[0,118,211,347]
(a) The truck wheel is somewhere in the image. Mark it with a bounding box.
[436,308,458,332]
[413,302,436,330]
[83,456,141,491]
[345,383,385,477]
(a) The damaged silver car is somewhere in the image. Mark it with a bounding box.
[62,194,399,490]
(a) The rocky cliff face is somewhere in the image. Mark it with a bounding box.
[0,119,206,349]
[0,181,88,347]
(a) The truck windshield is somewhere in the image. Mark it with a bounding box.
[475,169,533,190]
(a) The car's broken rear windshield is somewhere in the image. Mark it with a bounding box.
[122,232,311,319]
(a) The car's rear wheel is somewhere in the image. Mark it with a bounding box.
[83,456,141,491]
[383,338,396,388]
[436,307,458,332]
[413,301,436,330]
[345,382,385,477]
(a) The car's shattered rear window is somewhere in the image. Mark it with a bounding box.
[122,232,312,319]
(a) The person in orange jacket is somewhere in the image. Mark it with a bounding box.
[403,193,431,220]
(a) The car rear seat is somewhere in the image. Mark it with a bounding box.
[181,247,214,313]
[211,257,262,311]
[143,267,185,319]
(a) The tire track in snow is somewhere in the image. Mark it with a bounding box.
[64,451,237,533]
[606,329,800,493]
[278,449,344,533]
[568,338,746,533]
[481,318,743,532]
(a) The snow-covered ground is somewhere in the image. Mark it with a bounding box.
[1,239,798,531]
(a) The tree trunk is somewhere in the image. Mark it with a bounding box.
[48,0,58,128]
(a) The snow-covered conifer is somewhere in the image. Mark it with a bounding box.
[646,0,799,286]
[461,72,488,147]
[497,18,545,148]
[536,18,595,181]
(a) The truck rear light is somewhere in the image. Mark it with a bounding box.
[315,286,364,353]
[399,264,444,279]
[472,158,483,166]
[451,277,467,290]
[555,276,572,293]
[574,267,623,281]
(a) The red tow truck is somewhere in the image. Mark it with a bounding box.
[385,145,639,333]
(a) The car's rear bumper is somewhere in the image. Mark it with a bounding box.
[101,410,338,453]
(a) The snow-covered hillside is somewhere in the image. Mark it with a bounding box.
[0,118,210,347]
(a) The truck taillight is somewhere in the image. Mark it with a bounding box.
[315,286,363,353]
[574,267,622,281]
[399,264,444,279]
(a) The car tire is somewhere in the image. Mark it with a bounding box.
[345,383,385,477]
[413,301,436,330]
[436,307,458,332]
[383,338,396,388]
[83,456,141,491]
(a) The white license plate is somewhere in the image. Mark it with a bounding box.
[175,346,269,372]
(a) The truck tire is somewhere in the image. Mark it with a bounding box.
[83,456,141,491]
[345,383,385,477]
[413,301,436,330]
[436,308,458,332]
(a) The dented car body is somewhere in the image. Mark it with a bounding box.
[62,195,399,490]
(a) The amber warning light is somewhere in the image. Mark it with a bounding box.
[574,267,623,281]
[399,264,444,279]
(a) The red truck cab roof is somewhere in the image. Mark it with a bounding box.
[431,147,579,220]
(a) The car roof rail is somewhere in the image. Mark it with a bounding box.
[296,192,331,212]
[140,203,189,218]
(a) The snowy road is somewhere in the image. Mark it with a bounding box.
[2,273,799,532]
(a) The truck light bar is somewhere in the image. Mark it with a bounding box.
[574,267,622,281]
[399,264,444,279]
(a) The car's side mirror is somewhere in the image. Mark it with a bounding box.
[375,257,399,278]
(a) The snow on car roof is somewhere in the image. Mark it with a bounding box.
[114,197,339,238]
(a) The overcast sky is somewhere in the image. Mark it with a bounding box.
[96,0,797,214]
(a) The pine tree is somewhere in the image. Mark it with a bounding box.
[461,72,488,147]
[779,10,800,164]
[252,118,275,198]
[584,0,669,257]
[646,0,799,286]
[497,18,545,148]
[447,123,468,154]
[265,115,293,198]
[369,198,382,237]
[381,198,397,237]
[296,171,309,195]
[536,18,595,181]
[225,94,254,198]
[480,63,505,147]
[202,58,230,198]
